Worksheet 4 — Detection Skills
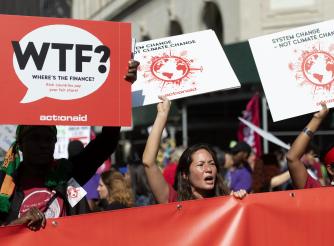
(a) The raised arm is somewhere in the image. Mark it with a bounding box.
[70,126,120,185]
[70,59,139,185]
[270,170,290,189]
[142,96,171,204]
[286,103,328,189]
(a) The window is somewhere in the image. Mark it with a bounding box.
[169,20,183,36]
[202,1,223,44]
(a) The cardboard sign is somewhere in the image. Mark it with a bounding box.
[132,30,240,107]
[249,20,334,121]
[0,14,131,126]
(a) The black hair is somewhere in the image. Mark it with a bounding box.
[128,160,156,205]
[68,140,84,158]
[230,141,252,156]
[173,143,230,201]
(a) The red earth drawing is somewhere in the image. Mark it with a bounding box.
[290,46,334,94]
[151,56,190,82]
[141,51,203,89]
[302,51,334,86]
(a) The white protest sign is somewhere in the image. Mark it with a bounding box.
[54,126,91,159]
[132,30,240,107]
[238,117,290,150]
[67,177,87,207]
[13,25,110,104]
[249,20,334,121]
[0,125,16,151]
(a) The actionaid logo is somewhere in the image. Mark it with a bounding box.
[40,114,88,122]
[12,25,110,103]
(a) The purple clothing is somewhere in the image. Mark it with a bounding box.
[226,166,252,192]
[83,173,100,199]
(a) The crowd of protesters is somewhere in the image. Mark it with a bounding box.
[1,60,333,231]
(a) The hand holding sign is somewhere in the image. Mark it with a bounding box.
[313,102,329,120]
[124,59,140,84]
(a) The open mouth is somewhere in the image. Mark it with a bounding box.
[204,176,215,184]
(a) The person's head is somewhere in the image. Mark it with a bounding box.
[126,160,156,206]
[261,153,280,167]
[323,146,334,179]
[67,140,84,158]
[97,171,133,207]
[223,152,234,169]
[216,150,234,177]
[303,144,319,166]
[230,141,252,166]
[174,143,229,201]
[17,125,57,167]
[274,149,287,170]
[127,160,152,197]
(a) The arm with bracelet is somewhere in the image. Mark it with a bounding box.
[286,103,329,189]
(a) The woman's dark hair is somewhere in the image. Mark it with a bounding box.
[305,143,319,157]
[173,143,230,201]
[252,154,280,193]
[128,160,156,205]
[262,153,280,167]
[68,140,84,158]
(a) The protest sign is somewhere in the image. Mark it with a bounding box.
[0,125,16,151]
[0,14,131,126]
[0,124,91,159]
[132,30,240,107]
[249,20,334,121]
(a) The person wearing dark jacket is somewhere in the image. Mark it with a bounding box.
[0,60,139,231]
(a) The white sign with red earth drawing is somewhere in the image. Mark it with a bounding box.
[131,30,240,107]
[249,20,334,121]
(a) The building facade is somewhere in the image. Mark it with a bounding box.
[0,0,72,17]
[73,0,334,44]
[72,0,334,154]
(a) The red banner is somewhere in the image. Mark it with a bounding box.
[1,188,333,245]
[0,14,131,126]
[238,93,262,157]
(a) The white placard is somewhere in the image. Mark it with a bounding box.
[132,30,240,107]
[0,125,16,151]
[249,20,334,121]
